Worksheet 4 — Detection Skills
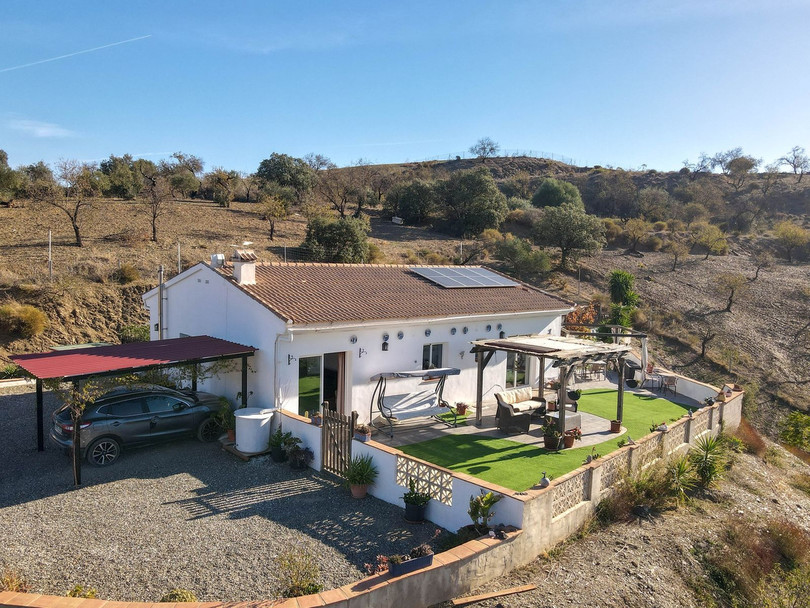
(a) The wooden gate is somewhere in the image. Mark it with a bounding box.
[321,409,357,477]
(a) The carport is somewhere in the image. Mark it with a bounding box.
[10,335,257,452]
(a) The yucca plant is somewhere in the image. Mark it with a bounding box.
[689,434,726,488]
[669,455,696,505]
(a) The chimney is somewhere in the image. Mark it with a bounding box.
[232,248,257,285]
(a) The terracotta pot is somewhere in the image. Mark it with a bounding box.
[226,429,236,442]
[543,435,563,450]
[350,484,369,499]
[456,405,468,415]
[563,434,576,448]
[610,420,622,433]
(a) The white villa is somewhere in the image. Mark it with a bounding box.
[142,252,575,420]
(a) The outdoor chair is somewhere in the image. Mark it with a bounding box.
[495,386,546,434]
[662,375,677,396]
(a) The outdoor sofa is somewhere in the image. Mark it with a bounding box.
[494,386,546,433]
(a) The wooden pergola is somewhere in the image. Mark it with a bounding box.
[470,335,632,437]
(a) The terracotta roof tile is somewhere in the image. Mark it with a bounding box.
[214,263,573,325]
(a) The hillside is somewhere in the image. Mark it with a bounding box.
[0,156,808,434]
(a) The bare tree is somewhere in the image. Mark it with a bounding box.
[682,153,713,181]
[46,160,101,247]
[257,192,288,240]
[469,137,500,160]
[137,160,171,242]
[750,250,773,282]
[779,145,809,183]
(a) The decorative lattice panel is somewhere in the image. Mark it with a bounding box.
[552,470,590,515]
[600,450,630,489]
[692,411,709,437]
[396,456,453,506]
[635,433,663,470]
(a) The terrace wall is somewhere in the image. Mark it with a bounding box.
[5,391,742,608]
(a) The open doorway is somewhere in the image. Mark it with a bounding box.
[297,352,345,415]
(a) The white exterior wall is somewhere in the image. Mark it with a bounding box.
[280,312,564,423]
[144,264,570,420]
[143,264,287,409]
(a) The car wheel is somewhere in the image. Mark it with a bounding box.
[86,437,120,466]
[197,417,222,442]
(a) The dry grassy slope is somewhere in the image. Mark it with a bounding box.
[432,447,810,608]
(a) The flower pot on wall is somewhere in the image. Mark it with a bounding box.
[563,434,576,449]
[389,554,433,577]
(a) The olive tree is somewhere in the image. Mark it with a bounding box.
[437,167,507,237]
[532,202,605,269]
[531,178,582,208]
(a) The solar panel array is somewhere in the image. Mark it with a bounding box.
[410,266,519,289]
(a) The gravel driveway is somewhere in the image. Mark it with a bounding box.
[0,386,441,602]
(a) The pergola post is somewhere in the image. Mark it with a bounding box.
[241,355,248,407]
[475,350,494,427]
[538,356,545,397]
[36,379,44,452]
[557,364,568,437]
[617,356,626,422]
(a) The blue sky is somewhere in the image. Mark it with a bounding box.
[2,1,809,173]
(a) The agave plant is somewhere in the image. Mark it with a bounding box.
[689,434,726,488]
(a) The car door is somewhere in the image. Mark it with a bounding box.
[144,394,196,441]
[104,398,152,445]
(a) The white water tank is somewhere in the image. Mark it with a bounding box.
[234,408,276,454]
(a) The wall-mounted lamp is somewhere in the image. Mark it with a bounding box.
[382,341,389,351]
[459,351,465,360]
[425,328,431,337]
[499,331,506,339]
[497,323,503,331]
[287,354,297,365]
[486,324,492,332]
[359,348,368,358]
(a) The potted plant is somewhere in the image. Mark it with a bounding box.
[354,424,372,442]
[563,426,582,448]
[215,398,236,442]
[310,410,322,426]
[454,402,469,416]
[402,479,432,523]
[610,419,622,433]
[269,428,293,462]
[547,400,558,412]
[567,389,582,402]
[541,421,563,450]
[344,454,378,498]
[389,543,434,577]
[288,446,314,470]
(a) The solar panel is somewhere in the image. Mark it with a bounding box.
[410,266,519,289]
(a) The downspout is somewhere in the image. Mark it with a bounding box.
[274,327,294,411]
[158,265,165,340]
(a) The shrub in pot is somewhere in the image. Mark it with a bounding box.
[354,423,372,442]
[402,479,432,523]
[288,446,314,470]
[541,421,563,450]
[269,428,293,462]
[215,398,235,442]
[344,454,378,498]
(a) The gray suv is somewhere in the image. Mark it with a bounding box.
[50,385,225,466]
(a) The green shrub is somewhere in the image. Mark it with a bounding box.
[0,567,30,592]
[689,434,727,488]
[66,585,97,598]
[642,235,663,251]
[0,302,48,337]
[602,218,623,244]
[344,454,378,485]
[118,324,149,343]
[0,364,21,379]
[160,588,197,602]
[653,221,668,231]
[595,461,677,524]
[113,263,141,284]
[790,473,810,497]
[780,411,810,451]
[757,563,810,608]
[274,548,323,598]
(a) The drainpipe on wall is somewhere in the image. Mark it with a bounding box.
[157,265,165,340]
[274,328,294,410]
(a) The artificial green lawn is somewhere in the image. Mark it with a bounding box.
[399,389,693,491]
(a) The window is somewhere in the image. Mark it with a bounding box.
[106,400,146,417]
[422,343,443,369]
[298,356,322,415]
[145,396,186,413]
[506,351,527,388]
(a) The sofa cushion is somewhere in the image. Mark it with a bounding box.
[498,386,533,405]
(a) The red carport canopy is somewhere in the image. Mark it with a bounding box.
[11,335,256,380]
[10,336,257,452]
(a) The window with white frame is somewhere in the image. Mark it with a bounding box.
[422,343,444,369]
[506,351,528,388]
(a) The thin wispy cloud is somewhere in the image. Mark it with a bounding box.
[0,35,151,74]
[8,119,75,138]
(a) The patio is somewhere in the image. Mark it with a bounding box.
[372,372,702,491]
